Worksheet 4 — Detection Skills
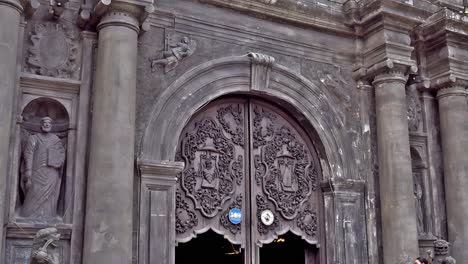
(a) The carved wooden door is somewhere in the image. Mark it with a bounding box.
[175,98,321,264]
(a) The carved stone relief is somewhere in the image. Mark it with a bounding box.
[25,22,79,79]
[18,98,69,222]
[30,228,61,264]
[150,36,197,73]
[407,86,422,132]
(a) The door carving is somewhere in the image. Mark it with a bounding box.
[175,97,321,261]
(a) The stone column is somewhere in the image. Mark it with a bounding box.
[82,5,140,263]
[0,0,23,257]
[436,86,468,261]
[373,71,419,263]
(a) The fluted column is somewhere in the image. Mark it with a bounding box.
[436,86,468,261]
[83,5,140,263]
[373,71,419,263]
[0,0,23,257]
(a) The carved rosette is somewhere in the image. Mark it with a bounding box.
[296,204,318,237]
[175,190,198,234]
[220,195,243,235]
[25,23,78,79]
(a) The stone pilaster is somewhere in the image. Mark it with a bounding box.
[0,0,23,259]
[373,71,419,264]
[82,3,143,263]
[436,86,468,262]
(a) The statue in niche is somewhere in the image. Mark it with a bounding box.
[20,117,66,219]
[30,227,61,264]
[413,172,424,234]
[150,36,197,73]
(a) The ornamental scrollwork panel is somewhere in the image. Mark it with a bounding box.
[251,101,320,243]
[175,100,246,243]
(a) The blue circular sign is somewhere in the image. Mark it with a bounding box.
[229,208,242,225]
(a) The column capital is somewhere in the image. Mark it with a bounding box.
[436,86,468,100]
[79,0,154,32]
[372,70,408,87]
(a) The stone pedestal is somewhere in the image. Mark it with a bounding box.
[82,9,140,264]
[436,87,468,262]
[373,72,419,263]
[0,0,23,257]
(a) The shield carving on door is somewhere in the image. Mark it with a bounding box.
[175,97,322,259]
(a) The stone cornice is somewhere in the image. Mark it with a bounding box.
[137,159,184,177]
[198,0,354,36]
[344,0,437,35]
[417,8,468,90]
[436,86,468,99]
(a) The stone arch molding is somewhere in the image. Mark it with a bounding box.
[140,53,353,179]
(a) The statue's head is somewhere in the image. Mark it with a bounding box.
[40,117,53,133]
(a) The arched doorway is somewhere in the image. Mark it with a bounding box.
[174,97,322,264]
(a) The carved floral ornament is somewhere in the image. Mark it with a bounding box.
[25,22,78,79]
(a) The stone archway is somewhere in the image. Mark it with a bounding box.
[137,53,362,264]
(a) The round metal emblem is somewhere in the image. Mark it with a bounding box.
[260,210,274,226]
[229,208,242,225]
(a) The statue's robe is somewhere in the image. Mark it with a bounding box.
[21,133,65,219]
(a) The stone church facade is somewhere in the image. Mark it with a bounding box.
[0,0,467,263]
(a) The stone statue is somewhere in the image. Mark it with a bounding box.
[413,172,424,234]
[433,239,456,264]
[30,227,60,264]
[150,36,196,73]
[20,117,66,219]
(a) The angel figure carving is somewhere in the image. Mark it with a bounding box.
[150,36,197,73]
[30,227,61,264]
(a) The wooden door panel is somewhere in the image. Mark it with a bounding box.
[249,100,321,246]
[175,98,248,246]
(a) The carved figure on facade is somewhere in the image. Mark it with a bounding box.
[151,36,196,73]
[179,117,242,217]
[30,227,61,264]
[413,171,425,234]
[20,117,66,219]
[433,239,456,264]
[25,23,78,79]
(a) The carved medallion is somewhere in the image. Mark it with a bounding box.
[175,191,198,234]
[296,204,318,237]
[220,195,243,235]
[26,23,78,79]
[216,104,245,146]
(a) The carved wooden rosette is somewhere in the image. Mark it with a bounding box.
[175,97,321,247]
